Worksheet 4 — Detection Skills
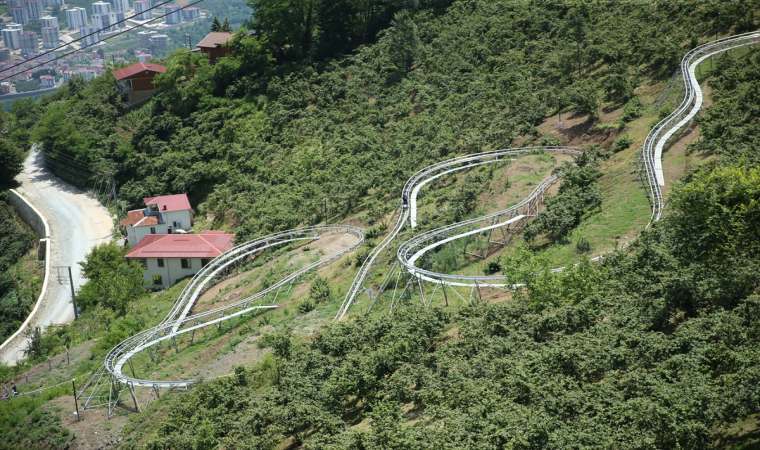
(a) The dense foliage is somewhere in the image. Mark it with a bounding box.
[76,242,146,315]
[0,138,24,182]
[0,192,38,344]
[523,151,602,243]
[21,0,750,244]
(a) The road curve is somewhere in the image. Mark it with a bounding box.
[0,150,113,365]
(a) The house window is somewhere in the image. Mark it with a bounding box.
[173,221,182,229]
[201,259,210,268]
[153,275,163,285]
[150,227,156,234]
[157,258,164,268]
[137,258,147,268]
[181,259,191,269]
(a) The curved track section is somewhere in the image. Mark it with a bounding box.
[337,31,760,320]
[104,225,363,388]
[335,147,582,320]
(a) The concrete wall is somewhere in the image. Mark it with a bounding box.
[0,190,51,359]
[143,257,206,287]
[8,188,49,239]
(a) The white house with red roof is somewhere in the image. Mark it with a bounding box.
[125,231,235,287]
[120,194,194,247]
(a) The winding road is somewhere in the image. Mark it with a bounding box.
[0,150,113,365]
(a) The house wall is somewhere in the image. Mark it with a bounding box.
[143,257,207,287]
[202,46,233,62]
[126,225,137,247]
[162,210,192,230]
[132,209,193,245]
[123,72,159,91]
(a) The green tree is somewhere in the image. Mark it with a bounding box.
[210,16,222,32]
[0,139,24,183]
[221,17,233,32]
[246,0,319,61]
[77,243,146,314]
[379,10,422,71]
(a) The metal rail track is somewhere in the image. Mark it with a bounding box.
[336,31,760,319]
[98,225,363,392]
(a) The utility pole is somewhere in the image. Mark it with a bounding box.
[110,172,121,227]
[72,380,80,422]
[557,96,562,129]
[323,198,328,226]
[68,266,78,321]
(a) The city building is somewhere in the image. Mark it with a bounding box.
[19,31,38,55]
[114,11,126,30]
[119,193,193,246]
[164,4,181,25]
[134,0,152,20]
[0,48,10,62]
[26,0,44,20]
[111,0,130,13]
[0,82,10,94]
[136,53,151,62]
[112,61,165,106]
[150,34,168,48]
[40,16,59,28]
[41,26,59,49]
[40,74,54,87]
[195,32,235,63]
[66,8,88,30]
[80,25,100,47]
[125,231,235,288]
[43,0,65,6]
[10,8,29,25]
[181,7,199,21]
[62,70,73,81]
[137,30,156,48]
[92,1,111,15]
[2,25,22,50]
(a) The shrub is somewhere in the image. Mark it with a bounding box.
[620,96,643,123]
[484,259,501,275]
[354,247,370,267]
[575,237,591,254]
[612,134,634,153]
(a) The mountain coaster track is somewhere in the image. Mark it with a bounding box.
[61,32,759,417]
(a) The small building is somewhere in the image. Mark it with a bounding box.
[120,193,194,247]
[40,74,54,87]
[0,47,10,62]
[125,231,235,287]
[112,61,165,106]
[150,34,169,48]
[194,32,235,63]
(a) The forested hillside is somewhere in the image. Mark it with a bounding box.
[5,0,760,448]
[25,0,753,241]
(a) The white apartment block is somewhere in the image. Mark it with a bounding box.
[111,0,130,13]
[164,4,181,25]
[40,16,59,28]
[41,26,59,49]
[134,0,152,20]
[67,8,88,30]
[80,25,100,47]
[26,0,44,20]
[2,26,22,50]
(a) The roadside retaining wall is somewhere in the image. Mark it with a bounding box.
[0,189,52,363]
[8,189,49,239]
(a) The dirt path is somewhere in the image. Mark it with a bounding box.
[0,151,113,365]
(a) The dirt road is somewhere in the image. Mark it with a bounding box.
[0,151,113,364]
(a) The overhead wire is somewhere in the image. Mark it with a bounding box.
[0,0,210,83]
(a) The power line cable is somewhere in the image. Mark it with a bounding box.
[43,152,93,170]
[0,0,210,83]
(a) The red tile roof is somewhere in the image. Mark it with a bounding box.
[135,215,160,227]
[120,209,146,227]
[143,194,192,212]
[113,62,166,80]
[200,230,227,234]
[125,233,235,259]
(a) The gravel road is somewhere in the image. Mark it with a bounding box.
[0,151,113,364]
